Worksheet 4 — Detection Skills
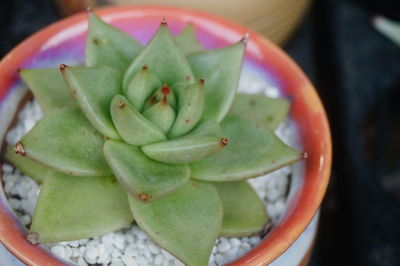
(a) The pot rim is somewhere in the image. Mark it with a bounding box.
[0,5,331,266]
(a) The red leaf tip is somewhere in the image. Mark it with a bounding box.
[220,138,229,146]
[27,232,39,244]
[118,101,126,108]
[15,142,25,156]
[161,85,171,95]
[138,193,150,202]
[241,33,250,45]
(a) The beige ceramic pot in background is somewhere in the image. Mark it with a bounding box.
[54,0,311,44]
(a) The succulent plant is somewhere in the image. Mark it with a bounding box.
[6,11,301,266]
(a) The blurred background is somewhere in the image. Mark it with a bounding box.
[1,0,399,265]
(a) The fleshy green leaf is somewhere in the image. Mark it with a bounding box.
[168,80,204,138]
[62,65,121,139]
[175,23,203,55]
[141,135,227,164]
[103,140,190,202]
[142,98,176,134]
[86,12,142,72]
[229,93,290,130]
[191,115,301,181]
[129,180,222,266]
[188,39,246,122]
[123,21,194,99]
[186,119,222,138]
[30,172,133,242]
[125,65,162,111]
[5,146,50,183]
[20,68,76,114]
[215,181,269,237]
[110,95,166,146]
[18,107,111,176]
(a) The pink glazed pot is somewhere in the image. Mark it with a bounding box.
[0,5,331,266]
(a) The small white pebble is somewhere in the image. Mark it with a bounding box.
[69,240,79,247]
[148,243,160,254]
[71,247,80,257]
[249,236,260,245]
[9,199,20,210]
[84,245,98,263]
[154,254,163,265]
[2,164,13,173]
[101,233,115,247]
[110,259,125,266]
[64,246,72,258]
[97,252,111,264]
[215,254,225,265]
[78,246,86,255]
[96,243,105,256]
[77,257,88,266]
[114,233,126,250]
[51,245,66,258]
[137,256,149,265]
[217,240,231,253]
[230,238,241,247]
[121,254,139,266]
[241,242,252,252]
[238,247,247,257]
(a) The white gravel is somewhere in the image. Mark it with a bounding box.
[2,69,297,265]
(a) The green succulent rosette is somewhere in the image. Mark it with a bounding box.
[7,12,301,266]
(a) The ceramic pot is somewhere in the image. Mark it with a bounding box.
[0,5,331,265]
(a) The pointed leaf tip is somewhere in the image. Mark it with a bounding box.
[220,138,229,146]
[27,232,39,244]
[59,64,67,71]
[241,33,250,45]
[20,68,77,113]
[123,22,194,93]
[15,142,25,156]
[118,101,126,108]
[175,23,203,55]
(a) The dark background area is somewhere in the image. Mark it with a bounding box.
[1,0,399,265]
